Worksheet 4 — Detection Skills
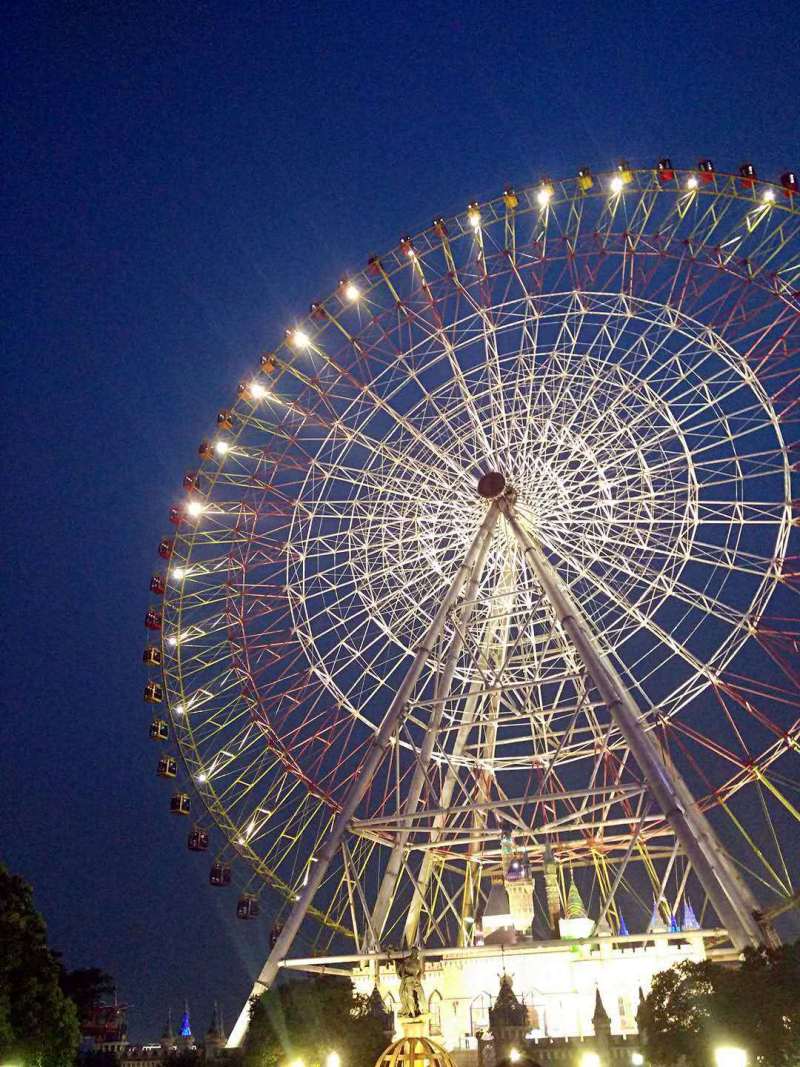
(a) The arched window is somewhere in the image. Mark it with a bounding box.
[429,991,442,1036]
[469,992,491,1035]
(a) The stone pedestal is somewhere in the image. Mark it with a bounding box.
[399,1013,431,1039]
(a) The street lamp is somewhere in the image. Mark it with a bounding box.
[326,1054,341,1067]
[581,1054,601,1067]
[631,1054,644,1066]
[714,1048,747,1067]
[509,1050,521,1063]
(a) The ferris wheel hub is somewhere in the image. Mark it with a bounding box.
[477,471,507,499]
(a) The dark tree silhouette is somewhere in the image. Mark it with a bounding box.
[0,863,80,1067]
[638,942,800,1067]
[241,975,387,1067]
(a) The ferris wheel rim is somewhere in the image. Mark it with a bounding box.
[149,162,800,926]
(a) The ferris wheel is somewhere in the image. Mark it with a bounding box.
[143,159,800,1038]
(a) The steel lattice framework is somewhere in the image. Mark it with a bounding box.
[143,163,800,1042]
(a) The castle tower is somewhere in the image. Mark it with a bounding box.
[179,999,193,1048]
[160,1008,176,1054]
[505,850,534,936]
[488,974,528,1062]
[482,876,515,944]
[205,1001,226,1061]
[542,844,561,935]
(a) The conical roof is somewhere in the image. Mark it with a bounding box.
[566,880,586,919]
[682,899,700,931]
[592,988,611,1031]
[484,878,511,919]
[180,999,192,1039]
[596,913,612,936]
[649,900,668,932]
[592,988,610,1023]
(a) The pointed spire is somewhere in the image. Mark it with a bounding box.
[592,988,611,1035]
[682,898,700,931]
[207,1001,224,1040]
[648,898,667,932]
[368,985,390,1020]
[162,1007,175,1042]
[618,912,629,936]
[180,999,192,1040]
[566,880,587,919]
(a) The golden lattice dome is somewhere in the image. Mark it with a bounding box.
[374,1035,457,1067]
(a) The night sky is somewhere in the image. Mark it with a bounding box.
[3,0,799,1044]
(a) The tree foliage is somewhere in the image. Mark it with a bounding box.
[0,863,80,1067]
[638,941,800,1067]
[58,969,115,1026]
[241,975,388,1067]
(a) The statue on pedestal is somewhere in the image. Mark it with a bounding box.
[395,947,425,1017]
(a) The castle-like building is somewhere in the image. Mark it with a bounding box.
[353,840,713,1063]
[87,1002,227,1065]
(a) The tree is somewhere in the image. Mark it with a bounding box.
[58,969,115,1027]
[241,975,388,1067]
[0,863,80,1067]
[638,941,800,1067]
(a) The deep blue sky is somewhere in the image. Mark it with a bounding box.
[2,0,799,1044]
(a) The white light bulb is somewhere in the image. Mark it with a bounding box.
[186,500,205,517]
[196,772,207,784]
[174,704,185,716]
[292,329,310,348]
[763,188,776,202]
[610,175,624,194]
[171,566,185,580]
[537,187,553,207]
[249,381,267,399]
[167,635,178,648]
[468,209,481,229]
[214,440,229,455]
[687,176,699,190]
[344,282,360,301]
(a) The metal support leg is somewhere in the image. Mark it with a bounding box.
[402,566,512,945]
[500,497,765,951]
[226,501,501,1048]
[369,505,499,942]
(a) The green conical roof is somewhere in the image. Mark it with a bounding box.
[566,880,586,919]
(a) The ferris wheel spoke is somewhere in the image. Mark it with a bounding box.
[541,534,730,690]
